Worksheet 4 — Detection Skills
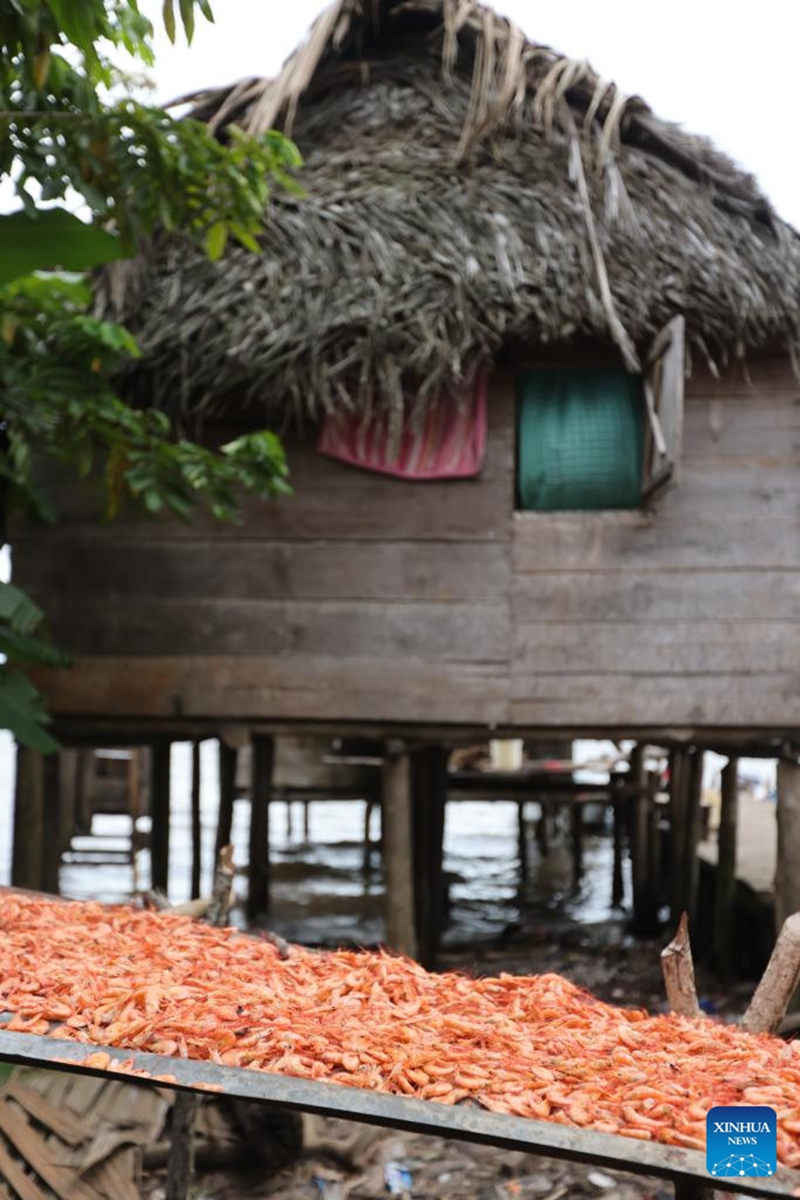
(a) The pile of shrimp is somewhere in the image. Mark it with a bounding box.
[2,893,800,1165]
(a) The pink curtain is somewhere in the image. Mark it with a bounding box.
[316,371,488,480]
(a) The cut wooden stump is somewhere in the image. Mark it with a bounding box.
[776,762,800,933]
[207,843,235,928]
[742,911,800,1033]
[661,912,700,1017]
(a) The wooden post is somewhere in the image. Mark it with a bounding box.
[190,741,202,901]
[776,759,800,932]
[669,748,702,925]
[629,747,659,934]
[150,742,171,895]
[303,800,311,841]
[535,798,551,856]
[668,749,688,921]
[57,749,79,855]
[674,1182,714,1200]
[570,800,584,889]
[11,745,45,890]
[518,801,528,888]
[363,798,374,877]
[684,750,704,926]
[41,752,61,895]
[246,735,273,921]
[411,745,448,970]
[611,796,625,908]
[647,770,664,915]
[382,741,418,960]
[167,846,234,1200]
[215,741,237,861]
[166,1089,195,1200]
[714,758,738,977]
[75,749,93,834]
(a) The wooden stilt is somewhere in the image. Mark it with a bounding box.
[75,749,93,835]
[629,747,659,934]
[570,801,584,889]
[382,741,418,960]
[41,752,61,895]
[611,797,625,908]
[363,799,374,877]
[714,758,738,977]
[669,748,703,923]
[215,742,237,861]
[776,759,800,932]
[247,735,273,921]
[411,745,448,969]
[535,798,550,855]
[12,745,45,890]
[668,748,687,920]
[57,749,79,858]
[190,741,202,901]
[683,750,704,926]
[647,770,664,915]
[150,742,172,895]
[303,800,311,841]
[518,800,528,888]
[285,799,293,842]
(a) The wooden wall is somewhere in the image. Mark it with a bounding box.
[13,359,800,734]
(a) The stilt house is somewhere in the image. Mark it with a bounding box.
[11,0,800,955]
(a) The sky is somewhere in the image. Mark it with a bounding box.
[141,0,800,230]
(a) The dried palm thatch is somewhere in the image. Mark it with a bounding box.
[103,0,800,424]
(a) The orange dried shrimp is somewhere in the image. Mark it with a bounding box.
[1,893,799,1166]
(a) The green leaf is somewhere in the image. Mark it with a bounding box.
[0,582,44,637]
[229,222,260,254]
[0,210,126,286]
[197,0,214,20]
[162,0,176,41]
[0,668,59,753]
[204,220,227,261]
[178,0,195,43]
[0,628,70,668]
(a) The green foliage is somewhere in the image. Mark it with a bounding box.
[0,209,126,285]
[0,0,302,254]
[0,585,66,752]
[0,0,298,751]
[1,270,291,523]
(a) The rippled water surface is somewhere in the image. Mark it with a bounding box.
[0,736,635,949]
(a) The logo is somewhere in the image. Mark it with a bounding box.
[706,1106,777,1178]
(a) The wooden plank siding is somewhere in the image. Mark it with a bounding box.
[14,357,800,733]
[17,374,516,729]
[29,382,516,544]
[510,358,800,729]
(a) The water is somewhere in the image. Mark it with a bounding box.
[0,733,776,951]
[0,736,630,948]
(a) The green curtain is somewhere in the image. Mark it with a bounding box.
[517,367,644,511]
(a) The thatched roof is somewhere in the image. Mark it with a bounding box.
[104,0,800,423]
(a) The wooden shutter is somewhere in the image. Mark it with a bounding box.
[641,315,686,502]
